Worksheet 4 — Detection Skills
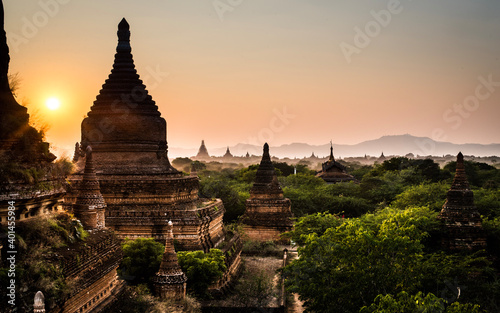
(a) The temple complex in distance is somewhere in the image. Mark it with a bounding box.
[241,143,293,243]
[316,143,356,183]
[438,152,487,251]
[66,19,225,251]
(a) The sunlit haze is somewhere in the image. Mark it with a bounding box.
[4,0,500,158]
[46,97,60,110]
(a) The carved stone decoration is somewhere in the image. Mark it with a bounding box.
[241,143,293,243]
[438,152,487,251]
[152,220,187,300]
[33,291,45,313]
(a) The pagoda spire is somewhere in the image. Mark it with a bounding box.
[152,220,187,300]
[329,141,334,162]
[450,152,469,190]
[438,152,486,250]
[250,143,282,197]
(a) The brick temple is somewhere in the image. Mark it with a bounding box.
[66,19,224,251]
[438,152,487,251]
[316,143,356,183]
[241,143,293,242]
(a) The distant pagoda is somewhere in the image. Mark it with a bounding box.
[152,220,187,300]
[195,140,210,160]
[241,143,293,243]
[66,19,224,250]
[223,146,233,159]
[438,152,486,251]
[316,143,356,183]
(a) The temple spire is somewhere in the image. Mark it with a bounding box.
[438,152,486,251]
[250,143,282,197]
[263,142,271,162]
[329,141,334,162]
[450,152,469,190]
[117,18,131,52]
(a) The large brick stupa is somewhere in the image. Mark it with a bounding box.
[66,19,224,251]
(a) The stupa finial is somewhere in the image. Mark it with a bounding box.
[263,143,270,159]
[329,141,334,162]
[117,18,131,52]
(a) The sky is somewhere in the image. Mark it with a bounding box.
[3,0,500,158]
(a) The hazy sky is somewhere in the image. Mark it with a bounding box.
[4,0,500,157]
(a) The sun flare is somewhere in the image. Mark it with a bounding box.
[46,97,61,110]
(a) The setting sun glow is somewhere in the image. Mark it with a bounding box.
[46,97,61,110]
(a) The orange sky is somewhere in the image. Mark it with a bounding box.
[4,1,500,158]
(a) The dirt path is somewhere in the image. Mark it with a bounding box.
[286,249,304,313]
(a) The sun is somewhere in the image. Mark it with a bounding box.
[46,97,61,110]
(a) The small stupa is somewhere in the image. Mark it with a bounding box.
[73,146,106,230]
[241,143,293,242]
[152,220,187,300]
[438,152,486,251]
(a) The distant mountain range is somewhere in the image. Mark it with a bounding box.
[169,135,500,159]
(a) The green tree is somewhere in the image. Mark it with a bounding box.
[284,207,442,313]
[282,212,343,246]
[120,238,164,283]
[177,249,226,298]
[391,183,449,211]
[359,291,485,313]
[359,292,446,313]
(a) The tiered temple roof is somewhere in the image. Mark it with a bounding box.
[152,220,187,300]
[438,152,486,251]
[316,143,356,183]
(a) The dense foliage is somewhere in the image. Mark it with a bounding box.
[284,207,499,312]
[120,238,164,284]
[177,249,226,298]
[0,213,86,312]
